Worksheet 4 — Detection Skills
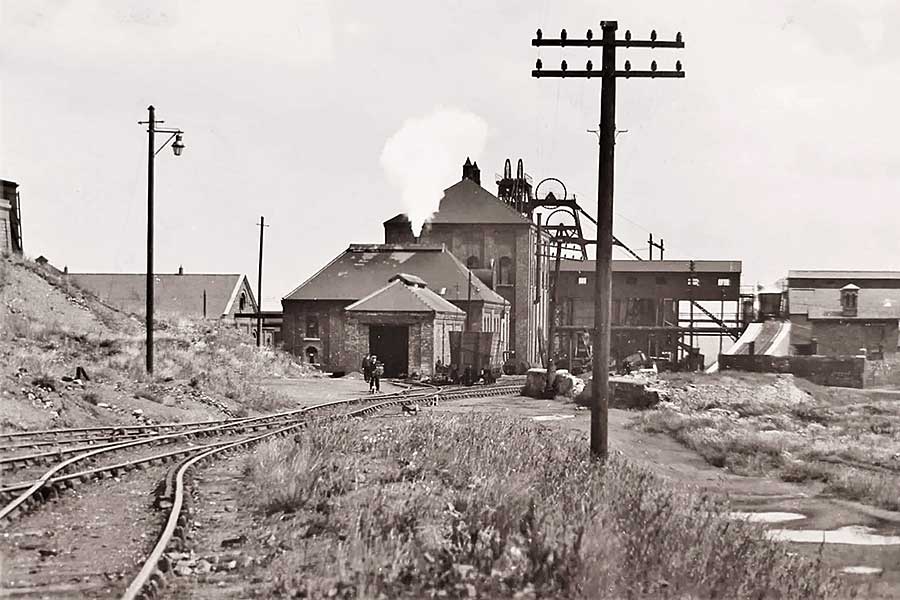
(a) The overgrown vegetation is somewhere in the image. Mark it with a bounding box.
[0,256,314,429]
[637,373,900,510]
[244,415,845,599]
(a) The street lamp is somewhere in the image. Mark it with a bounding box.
[138,105,186,374]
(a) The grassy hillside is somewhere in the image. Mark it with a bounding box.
[0,255,316,431]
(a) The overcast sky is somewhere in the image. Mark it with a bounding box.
[3,1,899,309]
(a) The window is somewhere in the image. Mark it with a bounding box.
[305,315,319,339]
[625,276,637,285]
[466,256,481,269]
[655,276,667,285]
[577,276,588,285]
[688,277,700,287]
[498,256,515,285]
[717,278,731,287]
[239,292,247,312]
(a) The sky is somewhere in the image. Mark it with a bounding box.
[2,0,900,310]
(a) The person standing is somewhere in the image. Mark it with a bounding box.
[370,355,382,394]
[362,354,372,384]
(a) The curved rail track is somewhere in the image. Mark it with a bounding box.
[0,386,446,520]
[0,380,523,599]
[121,383,522,600]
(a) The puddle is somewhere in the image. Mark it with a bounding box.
[841,566,883,575]
[729,511,806,523]
[767,525,900,546]
[531,414,575,422]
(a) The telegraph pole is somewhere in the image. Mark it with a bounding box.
[256,216,269,347]
[532,21,684,460]
[146,107,155,373]
[649,233,665,260]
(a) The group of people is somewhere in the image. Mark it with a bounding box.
[362,354,383,393]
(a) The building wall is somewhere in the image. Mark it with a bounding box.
[343,311,464,377]
[420,223,545,366]
[282,299,351,368]
[810,320,899,356]
[0,200,11,254]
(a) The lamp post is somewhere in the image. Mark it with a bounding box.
[139,105,186,374]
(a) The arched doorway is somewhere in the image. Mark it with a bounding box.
[305,346,319,364]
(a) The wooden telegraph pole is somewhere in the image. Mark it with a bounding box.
[256,216,269,347]
[532,21,684,460]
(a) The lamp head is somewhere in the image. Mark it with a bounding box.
[172,132,185,156]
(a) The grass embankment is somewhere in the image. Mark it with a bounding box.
[1,255,312,428]
[244,414,843,599]
[637,373,900,511]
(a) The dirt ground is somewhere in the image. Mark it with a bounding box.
[429,392,900,598]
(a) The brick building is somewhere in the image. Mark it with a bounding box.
[385,160,550,367]
[787,271,900,356]
[281,244,508,371]
[0,179,24,255]
[343,274,466,377]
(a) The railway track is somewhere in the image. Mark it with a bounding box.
[0,382,522,598]
[0,388,443,519]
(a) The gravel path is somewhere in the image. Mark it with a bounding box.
[0,465,166,598]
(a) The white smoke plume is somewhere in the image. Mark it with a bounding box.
[380,107,489,236]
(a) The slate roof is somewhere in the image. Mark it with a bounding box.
[559,259,742,273]
[346,276,465,315]
[789,270,900,280]
[789,287,900,318]
[69,273,256,318]
[283,244,508,306]
[425,179,532,225]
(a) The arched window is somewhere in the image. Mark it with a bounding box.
[305,315,319,339]
[305,346,319,364]
[239,292,247,312]
[498,256,514,285]
[466,256,481,269]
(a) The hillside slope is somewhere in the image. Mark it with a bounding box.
[0,255,315,431]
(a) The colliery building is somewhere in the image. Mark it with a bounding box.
[282,157,743,374]
[0,179,24,255]
[787,270,900,357]
[554,259,743,369]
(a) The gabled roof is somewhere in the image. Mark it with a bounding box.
[425,179,532,226]
[69,273,256,318]
[346,278,465,315]
[283,244,508,305]
[559,259,742,274]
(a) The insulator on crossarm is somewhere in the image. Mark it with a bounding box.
[675,60,682,72]
[625,30,632,41]
[561,60,568,71]
[536,28,543,40]
[651,60,657,71]
[587,29,593,40]
[676,31,683,43]
[651,29,657,41]
[536,58,543,70]
[561,29,567,40]
[586,60,593,71]
[624,60,631,71]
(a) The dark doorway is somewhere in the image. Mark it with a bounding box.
[369,325,409,378]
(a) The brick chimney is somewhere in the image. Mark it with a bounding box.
[178,265,184,275]
[383,214,416,245]
[462,157,481,186]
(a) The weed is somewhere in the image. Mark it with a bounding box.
[638,374,900,510]
[245,415,845,599]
